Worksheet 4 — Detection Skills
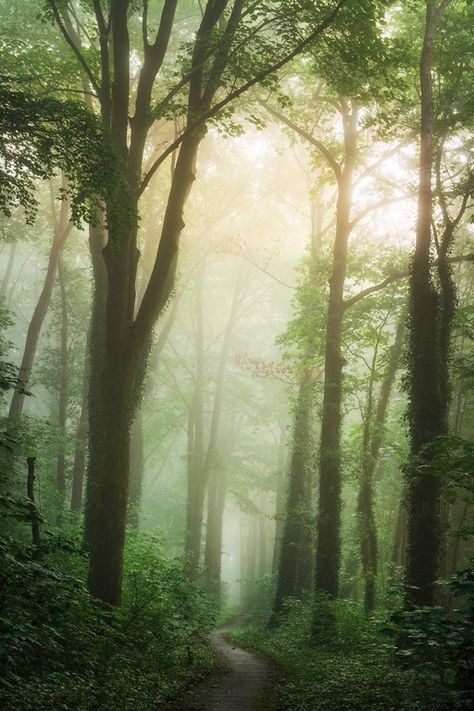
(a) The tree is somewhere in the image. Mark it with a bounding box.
[405,0,474,607]
[46,0,347,605]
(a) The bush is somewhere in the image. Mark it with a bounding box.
[0,526,216,710]
[233,594,473,711]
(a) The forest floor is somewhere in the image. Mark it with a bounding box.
[167,615,276,711]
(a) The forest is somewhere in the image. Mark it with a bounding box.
[0,1,473,709]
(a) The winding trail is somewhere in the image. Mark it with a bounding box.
[169,616,275,711]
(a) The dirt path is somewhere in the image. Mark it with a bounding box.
[168,616,275,711]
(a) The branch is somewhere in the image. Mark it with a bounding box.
[353,134,416,186]
[348,194,412,232]
[259,100,342,181]
[92,0,111,117]
[343,253,474,310]
[49,0,102,99]
[138,0,348,195]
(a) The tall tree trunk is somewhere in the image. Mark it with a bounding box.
[258,505,267,578]
[204,467,226,602]
[185,269,206,581]
[358,317,404,612]
[185,269,243,580]
[83,220,107,546]
[55,255,68,516]
[272,363,315,619]
[245,513,258,609]
[391,501,407,568]
[8,196,71,420]
[272,188,325,619]
[315,102,358,597]
[405,0,445,607]
[70,353,88,513]
[271,459,287,576]
[86,234,135,605]
[128,409,144,525]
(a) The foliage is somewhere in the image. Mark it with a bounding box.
[234,594,473,710]
[0,78,132,228]
[0,523,216,711]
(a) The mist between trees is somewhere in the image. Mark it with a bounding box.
[0,1,473,710]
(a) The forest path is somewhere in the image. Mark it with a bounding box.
[168,615,275,711]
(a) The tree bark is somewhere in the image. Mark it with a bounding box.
[128,409,145,525]
[185,269,243,580]
[83,219,107,547]
[8,196,71,420]
[55,255,68,516]
[391,501,407,568]
[70,353,88,513]
[27,457,40,546]
[272,363,315,619]
[405,0,444,608]
[204,467,226,602]
[315,102,358,597]
[358,316,404,612]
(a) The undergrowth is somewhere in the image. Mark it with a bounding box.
[232,593,473,711]
[0,523,216,711]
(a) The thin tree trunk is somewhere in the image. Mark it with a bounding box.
[8,196,71,420]
[204,467,226,602]
[315,102,358,597]
[358,316,404,612]
[391,501,407,568]
[55,255,68,515]
[258,505,267,578]
[185,269,244,580]
[127,288,181,525]
[27,457,40,546]
[70,353,88,513]
[272,363,315,619]
[185,269,206,580]
[245,513,258,609]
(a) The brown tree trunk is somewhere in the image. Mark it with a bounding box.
[27,457,40,546]
[55,255,68,515]
[70,354,88,513]
[272,363,315,619]
[83,220,107,546]
[391,501,407,568]
[8,196,71,420]
[185,270,206,581]
[245,513,258,609]
[358,317,404,612]
[405,0,445,608]
[258,506,268,578]
[128,409,144,525]
[315,102,358,597]
[185,269,244,580]
[204,467,226,602]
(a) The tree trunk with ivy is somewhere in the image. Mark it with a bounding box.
[405,0,444,608]
[314,101,358,598]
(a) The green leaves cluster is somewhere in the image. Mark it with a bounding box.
[0,78,133,228]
